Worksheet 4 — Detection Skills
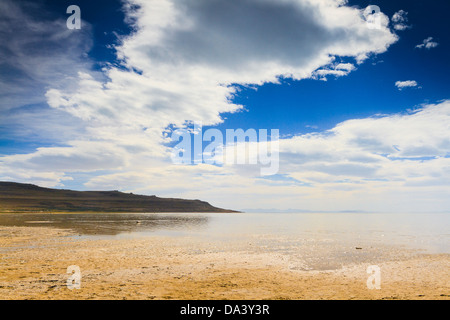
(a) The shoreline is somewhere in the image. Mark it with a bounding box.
[0,225,449,300]
[0,210,241,214]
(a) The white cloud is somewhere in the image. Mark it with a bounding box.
[391,10,411,31]
[395,80,420,90]
[282,101,450,161]
[415,37,439,50]
[313,62,356,80]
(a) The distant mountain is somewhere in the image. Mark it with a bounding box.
[0,182,238,213]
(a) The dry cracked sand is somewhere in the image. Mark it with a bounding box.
[0,226,449,300]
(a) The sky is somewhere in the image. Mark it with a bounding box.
[0,0,449,212]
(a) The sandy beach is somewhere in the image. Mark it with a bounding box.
[0,225,449,300]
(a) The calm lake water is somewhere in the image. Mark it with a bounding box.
[1,212,448,270]
[0,212,448,255]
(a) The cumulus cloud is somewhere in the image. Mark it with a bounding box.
[48,0,397,127]
[391,10,411,31]
[395,80,420,90]
[415,37,439,50]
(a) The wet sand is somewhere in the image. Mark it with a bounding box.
[0,226,449,300]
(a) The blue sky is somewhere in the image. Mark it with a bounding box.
[0,0,449,212]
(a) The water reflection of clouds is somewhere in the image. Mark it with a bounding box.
[0,213,209,236]
[0,212,447,254]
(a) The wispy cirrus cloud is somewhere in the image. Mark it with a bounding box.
[0,0,94,112]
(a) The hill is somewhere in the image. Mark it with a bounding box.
[0,182,238,213]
